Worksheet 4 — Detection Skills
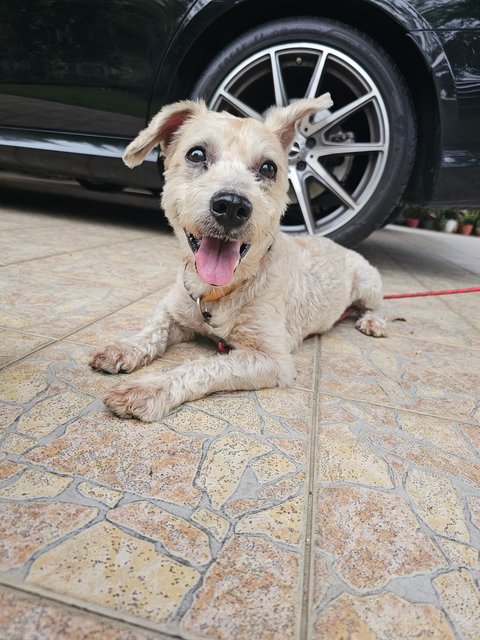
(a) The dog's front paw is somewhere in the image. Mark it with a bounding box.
[89,344,152,374]
[104,375,172,421]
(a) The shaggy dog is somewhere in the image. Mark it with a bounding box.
[89,95,386,421]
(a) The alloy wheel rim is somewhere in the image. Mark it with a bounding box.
[208,43,390,235]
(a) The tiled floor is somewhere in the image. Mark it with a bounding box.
[1,194,480,639]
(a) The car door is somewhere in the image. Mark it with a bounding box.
[0,0,194,136]
[0,0,192,184]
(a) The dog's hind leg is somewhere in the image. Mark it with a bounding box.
[350,256,387,337]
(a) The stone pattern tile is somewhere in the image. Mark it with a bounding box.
[320,326,480,422]
[0,203,314,638]
[1,209,480,640]
[24,410,206,507]
[107,501,212,566]
[0,367,311,636]
[0,238,177,340]
[309,228,480,640]
[313,591,456,639]
[0,502,98,571]
[310,393,480,639]
[0,460,24,481]
[26,521,201,624]
[0,585,169,640]
[0,332,312,636]
[0,329,53,368]
[433,570,480,640]
[78,481,123,507]
[181,536,300,639]
[0,468,72,499]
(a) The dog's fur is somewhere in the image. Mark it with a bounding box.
[89,95,386,421]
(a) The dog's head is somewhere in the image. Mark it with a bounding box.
[123,95,332,287]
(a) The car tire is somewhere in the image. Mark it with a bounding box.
[192,17,416,246]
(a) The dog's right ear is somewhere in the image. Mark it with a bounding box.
[123,100,207,168]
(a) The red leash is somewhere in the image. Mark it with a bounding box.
[337,286,480,324]
[384,286,480,299]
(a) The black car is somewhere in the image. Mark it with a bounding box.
[0,0,479,245]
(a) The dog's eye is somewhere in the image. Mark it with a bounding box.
[186,146,207,165]
[259,160,277,180]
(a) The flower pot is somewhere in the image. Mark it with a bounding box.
[443,219,458,233]
[459,223,474,235]
[405,218,420,228]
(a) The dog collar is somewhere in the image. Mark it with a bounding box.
[183,264,238,322]
[182,265,235,353]
[200,283,237,302]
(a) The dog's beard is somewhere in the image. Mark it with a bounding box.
[185,232,250,286]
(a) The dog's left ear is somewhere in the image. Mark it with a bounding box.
[264,93,333,149]
[123,100,207,168]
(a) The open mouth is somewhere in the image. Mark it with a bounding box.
[185,231,250,286]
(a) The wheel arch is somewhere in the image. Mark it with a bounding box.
[153,0,453,202]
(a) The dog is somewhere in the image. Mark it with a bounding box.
[89,94,386,421]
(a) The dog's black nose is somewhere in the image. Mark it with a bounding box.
[210,192,252,230]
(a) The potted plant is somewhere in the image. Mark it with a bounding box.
[458,210,477,235]
[469,210,480,236]
[421,208,440,231]
[442,209,459,233]
[404,206,422,228]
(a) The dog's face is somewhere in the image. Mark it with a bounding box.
[123,95,332,287]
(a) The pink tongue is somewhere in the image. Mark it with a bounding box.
[195,236,241,286]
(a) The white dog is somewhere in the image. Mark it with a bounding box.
[89,95,386,421]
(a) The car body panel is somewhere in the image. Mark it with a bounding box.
[0,0,194,184]
[410,2,480,201]
[152,0,479,203]
[0,0,193,135]
[0,0,479,205]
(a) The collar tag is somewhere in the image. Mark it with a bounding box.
[217,338,232,353]
[196,296,212,323]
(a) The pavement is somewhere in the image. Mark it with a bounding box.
[1,184,480,640]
